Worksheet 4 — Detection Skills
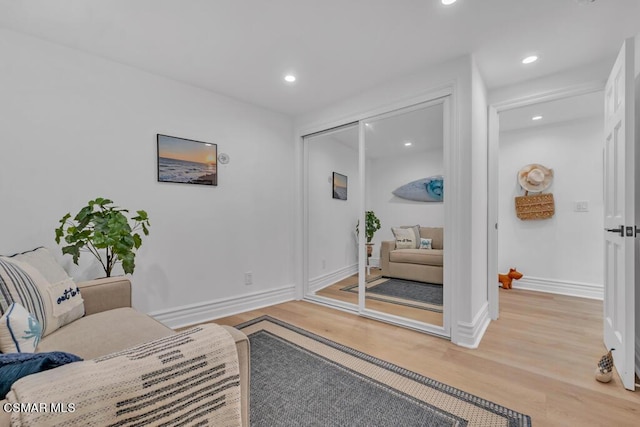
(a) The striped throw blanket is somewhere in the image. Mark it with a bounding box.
[7,324,241,426]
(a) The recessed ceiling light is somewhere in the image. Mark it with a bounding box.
[441,0,457,5]
[522,55,538,64]
[284,74,296,83]
[532,115,543,121]
[404,142,412,147]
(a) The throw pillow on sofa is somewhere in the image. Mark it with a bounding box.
[419,238,433,250]
[10,247,71,284]
[0,255,84,338]
[392,226,419,249]
[0,302,42,353]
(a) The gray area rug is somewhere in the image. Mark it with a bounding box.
[342,278,443,312]
[237,316,532,427]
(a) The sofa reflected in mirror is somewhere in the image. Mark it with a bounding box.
[380,226,443,285]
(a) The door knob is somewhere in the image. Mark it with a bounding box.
[605,226,624,237]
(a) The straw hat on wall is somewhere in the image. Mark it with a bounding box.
[518,164,553,193]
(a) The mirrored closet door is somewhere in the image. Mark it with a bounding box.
[303,95,450,336]
[360,100,446,329]
[304,123,361,310]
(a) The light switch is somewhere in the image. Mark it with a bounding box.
[575,201,589,212]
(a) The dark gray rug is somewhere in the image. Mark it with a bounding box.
[237,316,532,427]
[341,278,443,312]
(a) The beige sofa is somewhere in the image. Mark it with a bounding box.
[380,226,443,284]
[0,276,250,427]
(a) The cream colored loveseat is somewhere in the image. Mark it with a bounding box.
[0,275,250,427]
[380,226,443,285]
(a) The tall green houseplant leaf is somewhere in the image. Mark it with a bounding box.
[356,211,381,243]
[55,197,151,277]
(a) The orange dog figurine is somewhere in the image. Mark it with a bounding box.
[498,268,523,289]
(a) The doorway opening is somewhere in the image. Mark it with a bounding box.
[487,85,605,319]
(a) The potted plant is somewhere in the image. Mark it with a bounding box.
[356,211,381,256]
[55,197,151,277]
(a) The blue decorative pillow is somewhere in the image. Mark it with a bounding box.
[419,238,433,250]
[0,303,42,353]
[0,351,82,398]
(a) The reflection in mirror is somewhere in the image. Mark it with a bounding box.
[305,124,361,307]
[363,102,444,326]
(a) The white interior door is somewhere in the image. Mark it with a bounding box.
[603,37,636,391]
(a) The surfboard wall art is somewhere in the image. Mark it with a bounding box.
[392,176,443,202]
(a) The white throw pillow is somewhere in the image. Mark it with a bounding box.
[0,302,42,353]
[420,238,433,250]
[46,278,85,326]
[392,227,417,249]
[0,257,84,338]
[10,247,70,284]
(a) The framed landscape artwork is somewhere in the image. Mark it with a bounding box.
[332,172,347,200]
[157,134,217,186]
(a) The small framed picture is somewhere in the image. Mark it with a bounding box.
[332,172,347,200]
[157,134,217,186]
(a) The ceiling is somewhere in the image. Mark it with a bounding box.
[500,90,604,132]
[309,101,443,159]
[1,0,639,116]
[364,103,444,159]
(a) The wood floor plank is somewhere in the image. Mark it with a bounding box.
[314,270,444,326]
[211,288,640,426]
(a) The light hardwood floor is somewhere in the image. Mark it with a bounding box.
[214,289,639,426]
[314,269,444,326]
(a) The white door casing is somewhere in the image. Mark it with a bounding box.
[487,106,499,320]
[603,37,636,391]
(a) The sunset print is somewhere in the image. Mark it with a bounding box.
[333,172,347,200]
[157,134,217,186]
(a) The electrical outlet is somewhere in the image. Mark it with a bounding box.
[244,271,253,286]
[322,259,326,269]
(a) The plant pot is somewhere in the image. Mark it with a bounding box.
[366,243,373,257]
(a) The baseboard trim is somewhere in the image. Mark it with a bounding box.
[455,301,490,349]
[512,276,603,300]
[309,264,357,293]
[149,285,296,330]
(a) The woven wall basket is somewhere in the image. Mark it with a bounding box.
[515,192,555,220]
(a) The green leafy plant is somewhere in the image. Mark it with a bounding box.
[55,197,150,277]
[356,210,381,243]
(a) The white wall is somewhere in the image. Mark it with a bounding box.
[471,60,489,313]
[307,135,359,286]
[0,29,295,324]
[498,117,604,296]
[368,148,445,253]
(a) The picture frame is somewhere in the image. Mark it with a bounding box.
[332,172,348,200]
[157,134,217,186]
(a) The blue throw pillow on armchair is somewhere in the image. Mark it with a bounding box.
[0,351,82,398]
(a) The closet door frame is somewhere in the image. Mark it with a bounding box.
[299,84,457,339]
